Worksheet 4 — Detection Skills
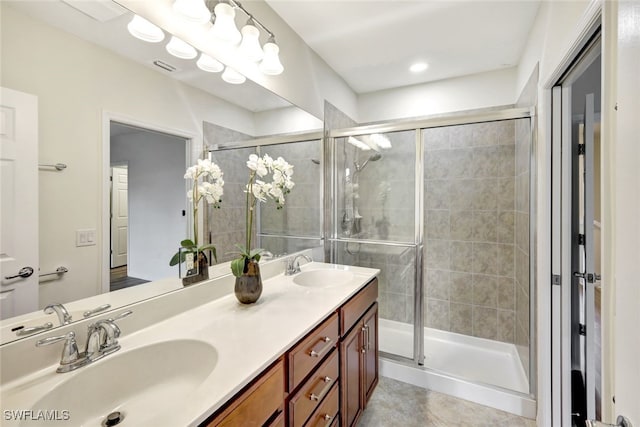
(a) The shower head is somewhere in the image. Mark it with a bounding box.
[354,153,382,172]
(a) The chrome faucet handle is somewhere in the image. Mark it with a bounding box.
[83,304,111,318]
[36,331,88,373]
[285,254,312,275]
[44,303,72,325]
[86,310,132,357]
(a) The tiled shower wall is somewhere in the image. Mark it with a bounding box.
[423,120,529,344]
[204,122,253,263]
[258,140,323,255]
[335,130,416,324]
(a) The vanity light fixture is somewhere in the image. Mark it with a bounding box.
[129,0,284,86]
[166,36,198,59]
[127,15,165,43]
[210,1,242,45]
[238,19,264,62]
[221,67,246,84]
[259,36,284,75]
[347,136,372,151]
[197,53,224,73]
[172,0,211,24]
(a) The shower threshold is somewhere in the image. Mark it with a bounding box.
[378,319,535,418]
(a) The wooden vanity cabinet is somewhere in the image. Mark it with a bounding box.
[339,279,379,427]
[199,278,378,427]
[204,358,285,427]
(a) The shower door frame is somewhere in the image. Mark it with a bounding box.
[325,106,536,396]
[205,130,325,254]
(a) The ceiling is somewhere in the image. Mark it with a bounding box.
[265,0,541,94]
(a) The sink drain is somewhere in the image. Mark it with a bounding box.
[103,411,124,426]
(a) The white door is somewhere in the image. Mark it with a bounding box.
[0,87,38,320]
[110,166,128,268]
[612,1,640,424]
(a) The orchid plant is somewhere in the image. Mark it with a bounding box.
[169,158,224,267]
[231,153,294,277]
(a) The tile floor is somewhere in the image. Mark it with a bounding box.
[359,376,537,427]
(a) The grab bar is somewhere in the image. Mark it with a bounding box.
[39,163,67,171]
[39,266,69,277]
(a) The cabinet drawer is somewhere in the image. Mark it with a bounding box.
[340,278,378,336]
[210,359,285,427]
[288,312,339,391]
[305,383,339,427]
[289,349,339,427]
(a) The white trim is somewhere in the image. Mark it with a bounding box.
[542,0,604,88]
[100,111,196,294]
[539,2,604,425]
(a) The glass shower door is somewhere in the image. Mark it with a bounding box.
[330,129,419,361]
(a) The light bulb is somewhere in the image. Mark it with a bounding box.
[166,36,197,59]
[197,53,224,73]
[259,38,283,75]
[238,21,264,62]
[127,15,165,43]
[210,2,241,45]
[173,0,211,24]
[221,67,246,84]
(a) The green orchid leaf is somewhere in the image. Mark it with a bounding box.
[254,253,261,262]
[169,251,181,266]
[180,239,196,248]
[231,257,246,277]
[248,248,264,258]
[198,245,218,263]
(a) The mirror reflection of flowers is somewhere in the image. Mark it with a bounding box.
[169,158,224,266]
[231,153,294,277]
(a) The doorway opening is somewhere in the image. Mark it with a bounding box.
[550,28,603,426]
[107,121,189,292]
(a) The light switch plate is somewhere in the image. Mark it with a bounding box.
[76,228,96,247]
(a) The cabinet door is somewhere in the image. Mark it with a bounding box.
[340,323,363,427]
[363,303,378,404]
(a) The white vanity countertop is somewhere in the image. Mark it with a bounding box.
[0,262,379,427]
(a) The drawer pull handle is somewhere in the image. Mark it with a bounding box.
[309,376,333,402]
[309,336,332,358]
[320,413,334,427]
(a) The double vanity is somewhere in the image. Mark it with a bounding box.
[0,255,379,427]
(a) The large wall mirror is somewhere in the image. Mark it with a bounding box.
[0,0,322,345]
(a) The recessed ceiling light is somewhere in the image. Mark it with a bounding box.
[409,62,429,73]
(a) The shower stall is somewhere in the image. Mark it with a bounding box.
[326,108,536,416]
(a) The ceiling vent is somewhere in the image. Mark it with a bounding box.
[153,60,177,73]
[60,0,127,22]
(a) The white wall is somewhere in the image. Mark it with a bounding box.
[357,67,517,123]
[110,128,187,282]
[0,4,260,306]
[254,106,323,136]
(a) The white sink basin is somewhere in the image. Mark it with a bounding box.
[23,339,217,426]
[293,269,355,288]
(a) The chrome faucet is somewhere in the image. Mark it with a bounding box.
[285,254,312,275]
[44,303,72,325]
[36,310,132,373]
[85,317,123,359]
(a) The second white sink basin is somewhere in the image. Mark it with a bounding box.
[293,269,355,288]
[25,339,217,426]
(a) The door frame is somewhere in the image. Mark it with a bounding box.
[544,2,612,425]
[100,111,195,294]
